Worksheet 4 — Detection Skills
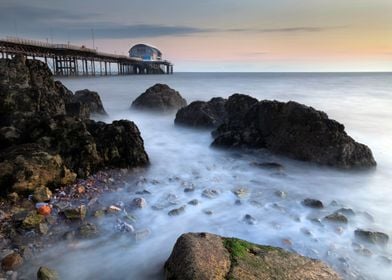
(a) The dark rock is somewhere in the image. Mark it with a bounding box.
[131,84,187,112]
[335,208,355,216]
[37,266,59,280]
[168,206,186,216]
[77,222,99,239]
[72,89,107,116]
[302,198,324,209]
[132,197,147,208]
[354,229,389,246]
[202,189,219,199]
[164,232,341,280]
[243,214,257,225]
[63,205,87,220]
[251,161,284,170]
[188,199,199,206]
[212,95,376,168]
[324,213,348,224]
[175,97,227,128]
[33,186,52,202]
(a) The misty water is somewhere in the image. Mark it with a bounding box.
[33,73,392,279]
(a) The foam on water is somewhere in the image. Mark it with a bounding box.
[32,73,392,279]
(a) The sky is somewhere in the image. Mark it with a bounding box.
[0,0,391,72]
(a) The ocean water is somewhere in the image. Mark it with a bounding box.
[34,73,392,279]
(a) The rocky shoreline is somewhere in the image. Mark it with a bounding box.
[0,56,388,279]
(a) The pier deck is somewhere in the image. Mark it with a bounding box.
[0,37,173,76]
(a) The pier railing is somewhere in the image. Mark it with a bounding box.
[0,37,173,76]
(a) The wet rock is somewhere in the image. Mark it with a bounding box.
[38,223,49,235]
[175,97,227,128]
[183,186,195,193]
[1,253,23,271]
[131,84,187,112]
[93,209,106,218]
[168,206,186,216]
[77,223,99,239]
[354,229,389,246]
[232,187,248,199]
[335,208,355,216]
[212,94,376,168]
[37,266,59,280]
[63,205,87,220]
[274,190,287,198]
[252,162,284,170]
[107,205,122,214]
[132,197,147,208]
[188,199,199,206]
[202,189,219,199]
[243,214,257,225]
[324,213,348,224]
[21,212,45,229]
[72,89,107,116]
[135,189,151,195]
[203,210,213,215]
[302,198,324,209]
[0,145,76,195]
[165,232,341,280]
[134,228,151,241]
[114,219,134,233]
[33,186,52,202]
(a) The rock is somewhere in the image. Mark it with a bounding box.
[63,205,87,220]
[324,213,348,224]
[1,253,23,271]
[354,229,389,246]
[131,84,187,112]
[165,232,340,280]
[0,144,76,195]
[132,197,147,208]
[335,208,355,216]
[168,206,186,216]
[72,89,107,115]
[275,190,287,198]
[134,228,151,241]
[21,212,45,229]
[77,223,99,239]
[202,189,219,199]
[243,214,257,225]
[33,186,52,202]
[212,95,376,168]
[251,162,284,170]
[232,187,248,199]
[175,97,227,128]
[37,266,59,280]
[38,223,49,235]
[302,198,324,209]
[203,210,213,215]
[188,199,199,206]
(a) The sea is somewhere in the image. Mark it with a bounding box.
[31,72,392,279]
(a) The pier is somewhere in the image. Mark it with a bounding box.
[0,37,174,76]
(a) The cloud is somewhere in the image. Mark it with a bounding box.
[227,26,345,33]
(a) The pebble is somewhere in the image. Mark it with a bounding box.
[168,206,186,216]
[188,199,199,206]
[1,253,23,271]
[354,229,389,246]
[302,198,324,209]
[202,189,219,199]
[134,229,151,241]
[232,187,248,198]
[37,266,60,280]
[243,214,257,225]
[203,210,213,215]
[324,213,348,224]
[274,190,287,198]
[132,197,147,208]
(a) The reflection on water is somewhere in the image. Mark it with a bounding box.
[33,72,392,279]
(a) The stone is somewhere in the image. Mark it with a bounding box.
[38,223,49,235]
[324,213,348,224]
[72,89,107,115]
[335,208,355,216]
[252,162,284,170]
[202,189,219,199]
[165,232,340,280]
[243,214,257,225]
[275,190,287,198]
[1,253,23,271]
[63,205,87,220]
[33,186,52,202]
[77,223,99,239]
[188,199,199,206]
[168,206,186,216]
[232,187,249,198]
[37,266,59,280]
[134,228,151,241]
[132,197,147,208]
[131,84,187,112]
[302,198,324,209]
[354,229,389,246]
[212,94,376,168]
[175,97,227,128]
[22,212,45,229]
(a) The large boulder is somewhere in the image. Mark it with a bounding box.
[175,97,227,128]
[72,89,107,116]
[0,144,76,195]
[131,84,187,112]
[0,56,149,195]
[165,233,340,280]
[212,95,376,168]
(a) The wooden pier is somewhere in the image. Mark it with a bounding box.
[0,37,174,76]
